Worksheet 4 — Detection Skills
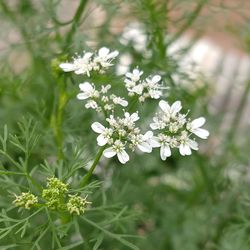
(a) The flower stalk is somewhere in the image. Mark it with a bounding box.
[80,146,106,187]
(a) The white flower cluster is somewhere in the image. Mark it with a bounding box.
[149,100,209,160]
[91,112,158,164]
[60,47,119,76]
[59,46,209,165]
[77,82,128,113]
[124,68,163,102]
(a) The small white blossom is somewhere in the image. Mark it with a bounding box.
[150,100,209,160]
[93,47,119,69]
[60,47,119,76]
[112,96,128,107]
[60,52,93,76]
[77,82,99,100]
[91,122,113,146]
[124,69,164,101]
[186,117,209,139]
[103,140,129,164]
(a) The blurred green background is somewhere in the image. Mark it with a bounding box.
[0,0,250,249]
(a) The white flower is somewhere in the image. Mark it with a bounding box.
[159,100,182,118]
[150,117,166,130]
[145,75,161,88]
[85,100,98,110]
[60,52,93,76]
[91,122,113,146]
[186,117,209,139]
[148,89,162,99]
[179,139,198,156]
[125,69,143,82]
[77,82,99,100]
[101,84,111,94]
[123,112,140,128]
[112,96,128,107]
[94,47,119,68]
[103,140,129,164]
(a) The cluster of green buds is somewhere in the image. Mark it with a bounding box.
[67,194,91,215]
[42,177,68,210]
[13,192,38,209]
[13,177,91,215]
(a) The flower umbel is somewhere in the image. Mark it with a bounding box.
[59,47,118,76]
[150,100,209,160]
[42,177,68,210]
[13,192,38,209]
[92,111,153,164]
[67,195,91,215]
[124,68,164,102]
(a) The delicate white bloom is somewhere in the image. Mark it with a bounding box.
[186,117,209,139]
[179,138,198,156]
[124,69,164,101]
[94,47,119,68]
[60,52,93,76]
[60,47,119,76]
[159,100,182,118]
[91,122,113,146]
[103,140,129,164]
[77,82,99,100]
[101,84,111,94]
[125,69,143,82]
[150,100,209,160]
[112,96,128,107]
[85,100,98,110]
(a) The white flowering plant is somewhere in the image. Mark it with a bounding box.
[1,1,249,250]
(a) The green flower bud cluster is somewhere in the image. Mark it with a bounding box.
[42,177,68,210]
[67,194,91,215]
[13,192,38,209]
[13,177,91,215]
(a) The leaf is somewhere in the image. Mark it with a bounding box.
[93,233,104,250]
[56,240,84,250]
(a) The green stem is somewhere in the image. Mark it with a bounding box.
[167,0,207,45]
[63,0,89,51]
[80,146,105,187]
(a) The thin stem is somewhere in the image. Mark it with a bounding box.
[167,0,207,45]
[80,146,105,187]
[63,0,89,51]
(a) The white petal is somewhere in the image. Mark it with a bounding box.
[150,137,161,148]
[159,100,170,112]
[191,117,206,129]
[170,101,182,114]
[91,122,105,134]
[137,142,152,153]
[59,63,75,72]
[181,144,191,155]
[152,75,161,83]
[97,134,108,146]
[83,52,93,59]
[117,150,129,164]
[179,144,186,156]
[77,93,90,100]
[98,47,110,57]
[119,100,128,107]
[79,82,93,92]
[143,131,153,140]
[103,148,116,158]
[131,113,139,121]
[193,128,209,139]
[75,68,85,75]
[160,146,167,160]
[150,123,158,130]
[188,139,198,150]
[106,50,119,59]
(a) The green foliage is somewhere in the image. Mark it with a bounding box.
[0,0,250,249]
